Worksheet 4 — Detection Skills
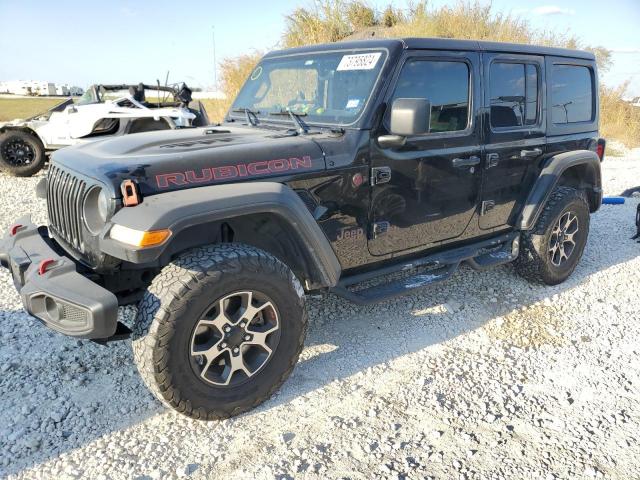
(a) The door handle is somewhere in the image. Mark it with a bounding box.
[520,148,542,158]
[452,156,481,168]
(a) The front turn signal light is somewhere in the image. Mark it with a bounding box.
[109,225,171,247]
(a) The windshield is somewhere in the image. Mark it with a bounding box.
[231,50,387,126]
[76,87,101,105]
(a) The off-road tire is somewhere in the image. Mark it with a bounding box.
[0,130,46,177]
[515,186,590,285]
[132,243,308,420]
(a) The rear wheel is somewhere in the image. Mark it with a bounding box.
[515,186,590,285]
[132,243,307,420]
[0,130,46,177]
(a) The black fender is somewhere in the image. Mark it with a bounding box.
[0,125,38,137]
[518,150,602,231]
[99,182,342,289]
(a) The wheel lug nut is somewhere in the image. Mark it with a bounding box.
[224,326,231,332]
[233,347,239,354]
[240,322,246,328]
[221,342,228,349]
[244,335,251,341]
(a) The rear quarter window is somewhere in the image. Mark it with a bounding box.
[551,65,594,124]
[489,62,539,128]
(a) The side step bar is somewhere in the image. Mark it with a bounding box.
[332,263,458,305]
[331,232,519,306]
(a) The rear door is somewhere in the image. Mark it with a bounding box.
[480,53,546,230]
[368,50,482,256]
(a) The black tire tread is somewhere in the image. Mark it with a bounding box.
[132,243,307,421]
[0,130,46,177]
[515,186,588,284]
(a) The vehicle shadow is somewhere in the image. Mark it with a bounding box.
[269,216,640,408]
[1,207,638,477]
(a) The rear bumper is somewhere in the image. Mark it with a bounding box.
[0,216,118,339]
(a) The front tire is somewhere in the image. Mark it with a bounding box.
[132,244,308,420]
[0,130,46,177]
[515,186,590,285]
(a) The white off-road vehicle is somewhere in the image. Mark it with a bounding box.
[0,83,209,176]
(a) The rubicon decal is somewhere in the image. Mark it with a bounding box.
[156,156,314,189]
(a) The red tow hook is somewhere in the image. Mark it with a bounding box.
[38,259,56,276]
[10,224,24,236]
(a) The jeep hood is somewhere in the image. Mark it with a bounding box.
[50,125,327,197]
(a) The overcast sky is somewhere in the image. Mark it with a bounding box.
[0,0,638,96]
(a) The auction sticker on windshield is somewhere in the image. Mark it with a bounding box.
[337,52,382,71]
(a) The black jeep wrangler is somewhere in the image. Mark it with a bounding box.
[0,38,605,420]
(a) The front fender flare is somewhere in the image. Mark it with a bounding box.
[100,182,342,288]
[518,150,602,231]
[0,124,37,136]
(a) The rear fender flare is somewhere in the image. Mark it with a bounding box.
[518,150,602,231]
[100,182,342,289]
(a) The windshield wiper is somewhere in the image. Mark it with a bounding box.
[269,109,308,134]
[231,108,260,127]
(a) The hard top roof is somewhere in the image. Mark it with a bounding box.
[264,37,595,61]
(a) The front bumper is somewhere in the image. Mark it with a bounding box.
[0,216,118,339]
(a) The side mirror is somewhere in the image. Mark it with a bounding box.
[378,98,431,148]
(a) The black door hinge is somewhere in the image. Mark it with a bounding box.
[372,221,390,238]
[481,200,496,215]
[371,166,392,185]
[486,153,499,169]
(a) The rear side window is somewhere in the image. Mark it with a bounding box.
[391,60,470,133]
[490,62,539,128]
[551,65,594,124]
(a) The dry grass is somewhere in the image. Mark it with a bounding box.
[284,1,357,48]
[599,83,640,148]
[210,52,265,122]
[199,98,229,124]
[282,1,612,67]
[0,97,67,122]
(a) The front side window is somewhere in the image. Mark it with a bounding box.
[551,65,594,124]
[490,62,539,128]
[232,50,387,125]
[390,59,470,133]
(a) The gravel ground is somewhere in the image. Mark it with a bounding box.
[0,153,638,480]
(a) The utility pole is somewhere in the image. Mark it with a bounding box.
[212,26,218,89]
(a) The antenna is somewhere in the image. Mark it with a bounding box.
[212,25,217,88]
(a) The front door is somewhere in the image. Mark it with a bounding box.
[479,53,546,230]
[368,50,482,256]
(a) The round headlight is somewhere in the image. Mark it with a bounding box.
[83,187,110,235]
[97,189,109,222]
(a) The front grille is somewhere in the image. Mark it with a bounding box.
[47,165,88,252]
